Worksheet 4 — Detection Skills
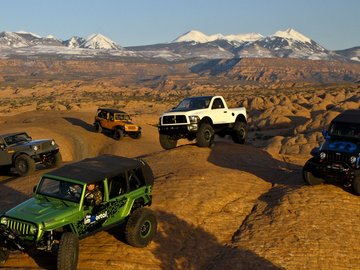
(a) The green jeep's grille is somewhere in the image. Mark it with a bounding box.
[6,218,36,237]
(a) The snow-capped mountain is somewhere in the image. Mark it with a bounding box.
[237,28,330,60]
[132,28,345,61]
[336,46,360,62]
[0,31,30,47]
[80,33,121,50]
[63,36,86,48]
[173,30,263,44]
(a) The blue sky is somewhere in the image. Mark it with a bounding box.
[1,0,359,50]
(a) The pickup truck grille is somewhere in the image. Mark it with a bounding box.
[162,115,187,124]
[5,218,36,237]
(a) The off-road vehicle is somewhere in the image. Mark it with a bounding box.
[158,96,247,149]
[0,132,62,176]
[94,108,142,140]
[303,110,360,194]
[0,154,156,270]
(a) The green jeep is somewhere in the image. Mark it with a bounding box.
[0,154,157,270]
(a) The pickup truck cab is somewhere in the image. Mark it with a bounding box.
[158,96,247,149]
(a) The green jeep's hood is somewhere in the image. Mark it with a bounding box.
[5,197,79,228]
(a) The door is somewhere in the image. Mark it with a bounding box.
[209,98,232,124]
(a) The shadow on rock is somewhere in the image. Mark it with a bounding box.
[208,141,303,215]
[63,117,95,132]
[154,210,282,270]
[208,142,302,186]
[0,180,30,213]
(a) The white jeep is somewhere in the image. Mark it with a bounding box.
[158,96,247,149]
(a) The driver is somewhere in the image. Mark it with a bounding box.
[85,183,102,206]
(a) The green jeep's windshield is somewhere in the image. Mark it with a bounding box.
[37,177,83,203]
[4,132,31,145]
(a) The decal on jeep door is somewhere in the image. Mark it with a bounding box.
[75,197,127,235]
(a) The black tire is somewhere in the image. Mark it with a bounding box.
[0,247,9,265]
[159,134,177,150]
[232,121,246,144]
[130,131,142,139]
[352,172,360,195]
[302,158,324,185]
[57,232,79,270]
[125,208,157,248]
[196,123,214,147]
[0,165,11,175]
[15,154,35,176]
[94,122,102,133]
[44,152,62,169]
[113,128,124,140]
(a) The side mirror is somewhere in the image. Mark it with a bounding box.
[322,130,328,138]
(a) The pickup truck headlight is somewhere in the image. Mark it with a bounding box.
[189,116,200,123]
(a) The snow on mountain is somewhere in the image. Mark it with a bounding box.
[0,31,30,47]
[272,28,312,43]
[81,33,121,50]
[16,31,42,39]
[63,36,86,48]
[173,30,263,44]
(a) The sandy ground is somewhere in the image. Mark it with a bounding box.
[1,109,359,270]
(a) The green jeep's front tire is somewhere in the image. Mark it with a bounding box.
[0,247,9,265]
[125,208,157,247]
[57,232,79,270]
[15,154,35,176]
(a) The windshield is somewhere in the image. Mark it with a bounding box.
[37,177,83,203]
[4,133,31,145]
[115,113,131,121]
[329,122,360,139]
[174,97,212,111]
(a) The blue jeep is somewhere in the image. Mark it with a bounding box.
[303,110,360,194]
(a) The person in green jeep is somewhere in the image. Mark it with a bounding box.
[85,183,102,206]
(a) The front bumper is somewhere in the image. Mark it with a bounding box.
[158,124,198,135]
[306,159,357,183]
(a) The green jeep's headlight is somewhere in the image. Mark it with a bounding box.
[0,217,8,225]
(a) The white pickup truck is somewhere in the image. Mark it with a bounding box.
[158,95,247,149]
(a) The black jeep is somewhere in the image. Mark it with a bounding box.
[303,110,360,194]
[0,132,62,176]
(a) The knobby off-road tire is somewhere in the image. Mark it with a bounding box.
[302,159,324,185]
[45,152,62,169]
[114,128,124,140]
[15,154,35,176]
[0,247,9,265]
[130,132,142,139]
[232,121,247,144]
[57,232,79,270]
[125,208,157,248]
[352,172,360,195]
[94,122,102,133]
[196,123,214,147]
[159,134,177,150]
[0,165,11,175]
